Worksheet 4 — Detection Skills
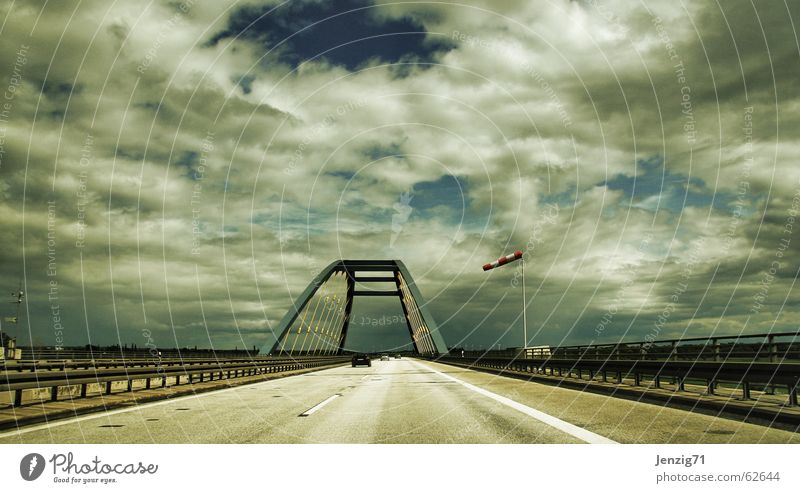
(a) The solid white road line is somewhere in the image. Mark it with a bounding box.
[414,361,618,444]
[0,368,334,438]
[299,394,341,417]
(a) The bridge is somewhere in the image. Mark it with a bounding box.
[0,260,799,444]
[264,259,448,357]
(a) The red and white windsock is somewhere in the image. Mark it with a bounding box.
[482,250,523,271]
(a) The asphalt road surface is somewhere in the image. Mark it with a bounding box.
[0,359,797,444]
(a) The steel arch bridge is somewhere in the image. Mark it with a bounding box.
[263,260,448,356]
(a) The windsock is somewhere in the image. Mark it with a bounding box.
[482,250,523,271]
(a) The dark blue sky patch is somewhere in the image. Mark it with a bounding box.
[175,150,201,180]
[135,101,161,111]
[364,142,404,161]
[41,80,82,98]
[407,174,477,226]
[413,175,468,209]
[325,170,357,180]
[115,148,145,162]
[602,155,746,214]
[541,184,578,209]
[604,155,669,199]
[209,0,453,71]
[235,74,256,94]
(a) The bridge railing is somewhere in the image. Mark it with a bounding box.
[0,356,350,408]
[457,331,800,363]
[438,356,800,406]
[15,347,259,361]
[0,355,326,373]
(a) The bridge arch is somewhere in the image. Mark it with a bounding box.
[263,260,448,356]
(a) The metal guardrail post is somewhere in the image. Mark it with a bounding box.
[742,381,751,400]
[768,334,777,363]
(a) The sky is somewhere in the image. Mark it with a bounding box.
[0,0,799,353]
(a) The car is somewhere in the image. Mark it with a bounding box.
[351,354,371,367]
[380,354,390,361]
[394,354,402,359]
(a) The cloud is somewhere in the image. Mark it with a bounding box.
[1,0,799,353]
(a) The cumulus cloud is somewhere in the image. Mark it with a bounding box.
[0,0,798,353]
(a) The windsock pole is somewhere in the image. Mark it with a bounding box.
[521,256,527,350]
[482,250,526,349]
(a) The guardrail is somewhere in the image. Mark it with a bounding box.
[437,355,800,406]
[15,348,258,360]
[1,356,323,372]
[1,356,349,407]
[457,331,800,362]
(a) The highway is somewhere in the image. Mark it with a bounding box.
[0,359,797,444]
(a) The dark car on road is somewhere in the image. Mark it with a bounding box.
[351,353,371,367]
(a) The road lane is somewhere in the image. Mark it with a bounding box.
[0,359,796,443]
